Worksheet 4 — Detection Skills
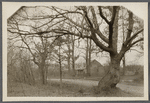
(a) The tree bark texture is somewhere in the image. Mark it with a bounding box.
[98,54,120,91]
[98,7,120,90]
[38,60,47,85]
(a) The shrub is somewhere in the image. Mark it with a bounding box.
[124,65,144,75]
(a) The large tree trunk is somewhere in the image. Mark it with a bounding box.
[38,63,47,85]
[98,54,120,91]
[97,7,121,91]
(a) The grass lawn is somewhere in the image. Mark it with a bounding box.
[83,74,144,86]
[7,80,143,97]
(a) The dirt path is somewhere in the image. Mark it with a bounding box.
[49,79,144,96]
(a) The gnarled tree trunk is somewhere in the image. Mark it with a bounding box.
[98,54,120,91]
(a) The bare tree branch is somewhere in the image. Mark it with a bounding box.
[98,6,110,24]
[52,6,90,31]
[128,38,144,49]
[124,29,144,46]
[110,6,118,25]
[91,33,113,52]
[96,30,109,43]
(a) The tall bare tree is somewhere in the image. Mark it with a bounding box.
[7,7,58,84]
[71,35,76,76]
[85,38,92,76]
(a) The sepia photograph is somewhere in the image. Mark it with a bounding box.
[2,2,148,101]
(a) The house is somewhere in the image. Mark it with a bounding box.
[75,63,86,76]
[90,59,105,77]
[75,60,106,77]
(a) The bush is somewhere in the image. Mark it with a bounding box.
[133,74,144,83]
[124,65,144,75]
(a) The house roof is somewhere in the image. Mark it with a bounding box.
[91,59,103,67]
